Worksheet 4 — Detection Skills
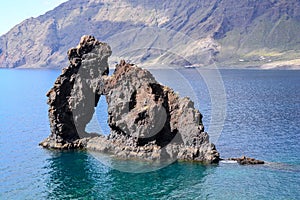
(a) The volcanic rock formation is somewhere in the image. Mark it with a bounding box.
[40,35,219,164]
[40,35,111,149]
[228,156,265,165]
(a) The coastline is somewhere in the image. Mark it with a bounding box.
[2,59,300,70]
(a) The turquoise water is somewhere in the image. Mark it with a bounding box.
[1,68,300,199]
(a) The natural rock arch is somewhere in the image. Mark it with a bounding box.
[41,35,111,148]
[40,35,219,164]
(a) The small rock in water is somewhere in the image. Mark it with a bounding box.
[228,156,265,165]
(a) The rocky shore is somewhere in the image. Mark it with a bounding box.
[40,35,219,164]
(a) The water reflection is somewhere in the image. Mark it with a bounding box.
[44,150,211,199]
[44,150,106,199]
[104,162,211,199]
[90,151,178,173]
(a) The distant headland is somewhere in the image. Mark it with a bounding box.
[1,0,300,69]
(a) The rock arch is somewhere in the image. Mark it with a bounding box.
[40,35,219,164]
[41,35,111,148]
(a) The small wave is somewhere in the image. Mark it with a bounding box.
[220,160,238,164]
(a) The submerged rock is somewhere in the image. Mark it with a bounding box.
[40,35,219,164]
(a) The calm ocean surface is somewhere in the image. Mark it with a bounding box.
[0,68,300,199]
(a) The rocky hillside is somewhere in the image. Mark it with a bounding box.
[1,0,300,69]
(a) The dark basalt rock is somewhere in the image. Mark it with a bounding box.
[88,61,219,163]
[40,35,111,149]
[40,35,219,164]
[228,156,265,165]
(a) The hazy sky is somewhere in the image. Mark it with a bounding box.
[0,0,68,35]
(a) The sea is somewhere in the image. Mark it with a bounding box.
[0,68,299,199]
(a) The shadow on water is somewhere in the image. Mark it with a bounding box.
[104,162,213,199]
[43,150,212,199]
[44,150,101,199]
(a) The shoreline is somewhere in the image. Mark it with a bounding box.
[1,64,300,70]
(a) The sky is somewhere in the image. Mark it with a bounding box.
[0,0,68,35]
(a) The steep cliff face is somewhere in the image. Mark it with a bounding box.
[1,0,300,68]
[216,0,300,67]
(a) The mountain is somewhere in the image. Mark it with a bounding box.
[1,0,300,69]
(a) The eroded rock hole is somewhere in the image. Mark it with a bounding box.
[85,96,110,135]
[129,90,137,111]
[149,83,163,102]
